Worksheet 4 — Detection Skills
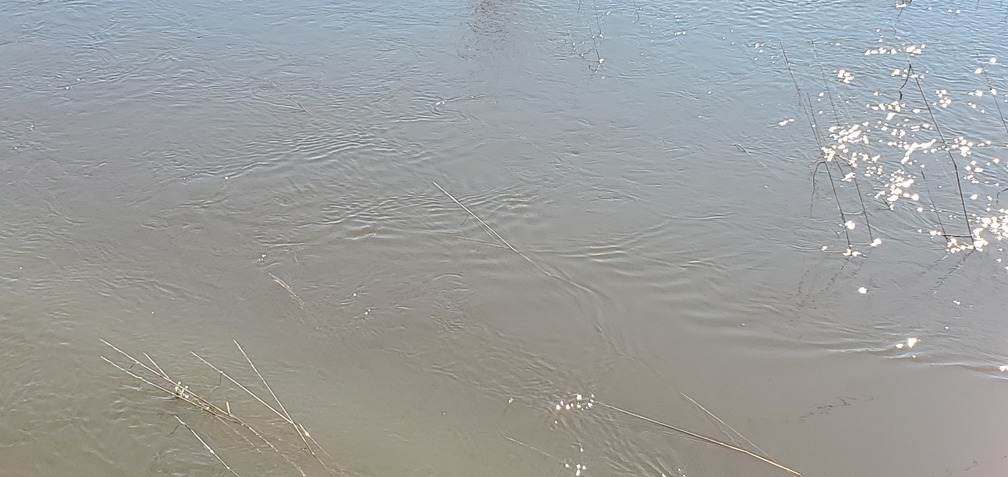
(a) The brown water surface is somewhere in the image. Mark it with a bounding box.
[2,1,1008,476]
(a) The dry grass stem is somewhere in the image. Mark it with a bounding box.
[100,341,234,420]
[502,435,558,461]
[434,181,565,283]
[433,182,531,261]
[233,341,333,460]
[595,400,801,477]
[144,352,169,380]
[101,356,222,415]
[269,272,306,310]
[432,182,601,315]
[190,351,290,423]
[174,415,240,477]
[681,392,767,458]
[191,346,338,475]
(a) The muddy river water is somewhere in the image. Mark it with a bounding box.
[2,1,1008,476]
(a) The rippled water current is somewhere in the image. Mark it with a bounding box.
[2,1,1008,476]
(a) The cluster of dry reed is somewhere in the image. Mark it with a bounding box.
[101,339,338,476]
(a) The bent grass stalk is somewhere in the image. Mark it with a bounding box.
[269,272,306,310]
[433,180,604,302]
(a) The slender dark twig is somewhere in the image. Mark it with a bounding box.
[911,70,975,247]
[780,42,822,146]
[976,53,1008,133]
[811,40,875,242]
[824,157,854,249]
[783,42,854,250]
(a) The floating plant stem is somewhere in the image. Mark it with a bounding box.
[269,272,306,310]
[433,181,554,278]
[233,341,331,458]
[173,415,241,477]
[594,400,802,476]
[681,392,767,457]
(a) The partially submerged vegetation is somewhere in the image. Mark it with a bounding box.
[94,3,1006,477]
[788,4,1008,260]
[101,339,338,476]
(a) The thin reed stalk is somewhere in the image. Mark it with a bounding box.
[595,400,801,477]
[433,181,553,278]
[782,41,854,250]
[892,61,952,238]
[101,356,229,418]
[811,40,875,242]
[503,434,586,476]
[191,345,338,475]
[503,435,559,461]
[190,351,290,422]
[681,393,766,457]
[920,168,948,236]
[910,68,975,246]
[233,341,333,460]
[174,415,241,477]
[976,53,1008,133]
[823,159,854,249]
[267,79,314,118]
